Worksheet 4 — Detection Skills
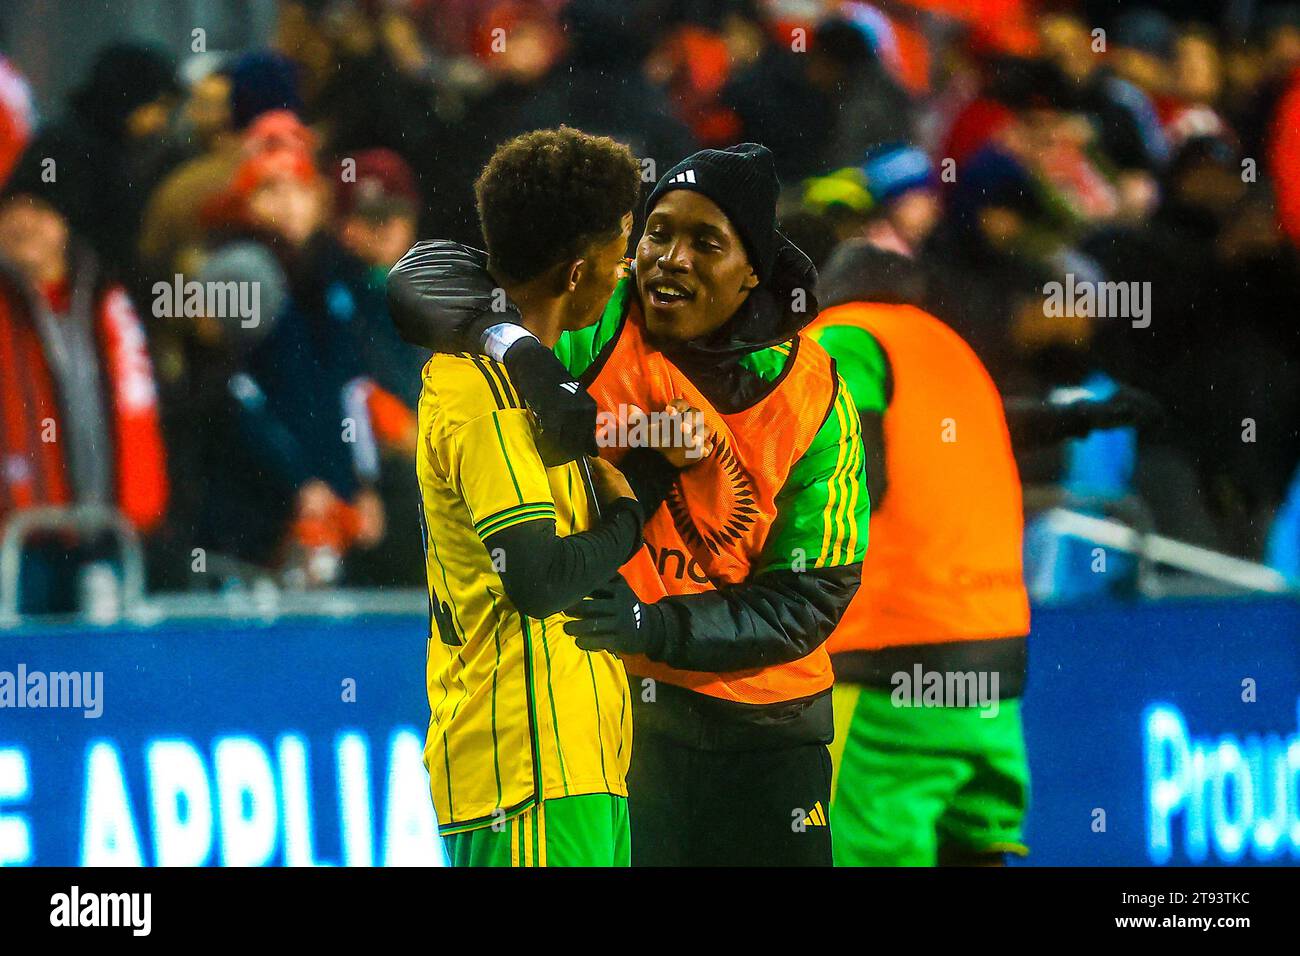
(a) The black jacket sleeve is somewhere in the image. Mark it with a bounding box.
[485,497,644,619]
[1003,385,1163,450]
[387,241,514,352]
[649,562,862,673]
[388,239,599,464]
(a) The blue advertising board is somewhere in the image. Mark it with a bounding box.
[0,614,442,866]
[1019,597,1300,866]
[1,597,1297,866]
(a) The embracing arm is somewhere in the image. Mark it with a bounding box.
[388,241,514,353]
[486,498,644,619]
[445,397,644,617]
[389,240,601,463]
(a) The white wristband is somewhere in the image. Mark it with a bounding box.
[481,323,537,363]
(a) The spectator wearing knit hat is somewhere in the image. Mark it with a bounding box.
[335,148,421,277]
[860,142,941,258]
[333,148,426,406]
[191,135,387,583]
[138,57,306,280]
[8,42,180,285]
[331,148,430,587]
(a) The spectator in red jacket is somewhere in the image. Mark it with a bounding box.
[0,191,168,612]
[1268,61,1300,248]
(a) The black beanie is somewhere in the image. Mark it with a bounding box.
[646,143,780,280]
[70,42,179,141]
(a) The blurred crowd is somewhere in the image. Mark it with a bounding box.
[0,0,1298,611]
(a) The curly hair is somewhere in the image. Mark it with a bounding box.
[475,127,641,283]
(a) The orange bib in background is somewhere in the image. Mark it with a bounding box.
[588,301,838,705]
[809,302,1030,651]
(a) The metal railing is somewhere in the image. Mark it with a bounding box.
[0,504,147,627]
[0,496,1292,629]
[1035,507,1292,596]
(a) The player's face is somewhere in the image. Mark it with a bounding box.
[636,190,758,345]
[564,212,633,331]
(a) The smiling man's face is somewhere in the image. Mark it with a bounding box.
[635,190,759,345]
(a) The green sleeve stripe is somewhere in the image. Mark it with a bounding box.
[815,390,852,567]
[491,411,525,503]
[828,389,855,566]
[480,509,556,538]
[837,388,866,564]
[844,414,866,561]
[820,385,864,567]
[831,383,866,565]
[756,376,869,572]
[832,390,852,564]
[832,402,863,565]
[474,500,555,534]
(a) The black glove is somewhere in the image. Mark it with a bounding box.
[562,574,668,659]
[503,337,598,465]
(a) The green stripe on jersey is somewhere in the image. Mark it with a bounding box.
[539,617,570,795]
[491,412,525,502]
[474,501,556,537]
[758,376,869,572]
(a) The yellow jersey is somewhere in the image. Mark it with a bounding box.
[415,353,631,835]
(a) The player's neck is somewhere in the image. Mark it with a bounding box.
[497,278,567,349]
